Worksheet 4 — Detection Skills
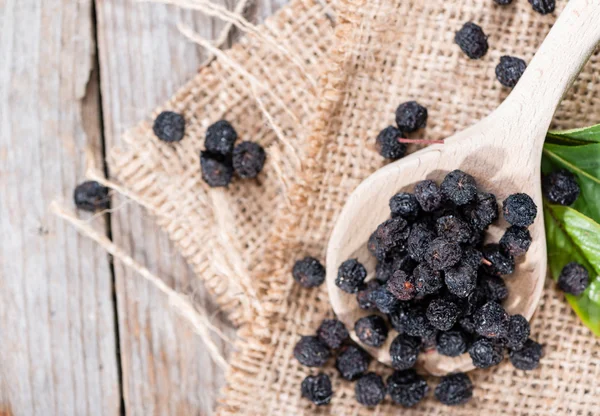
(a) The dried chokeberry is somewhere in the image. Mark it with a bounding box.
[387,370,429,407]
[232,141,266,179]
[317,319,349,350]
[390,334,421,370]
[482,244,515,276]
[506,314,530,351]
[153,111,185,142]
[462,247,483,270]
[336,259,367,293]
[436,330,468,357]
[292,256,325,288]
[388,303,409,333]
[494,0,513,4]
[371,286,401,314]
[529,0,555,15]
[73,181,110,212]
[427,298,461,331]
[407,223,436,262]
[355,315,389,347]
[500,226,532,257]
[479,273,508,302]
[436,215,473,244]
[474,301,510,339]
[414,180,443,212]
[205,120,237,155]
[441,170,477,206]
[376,126,407,160]
[200,151,234,188]
[542,169,580,206]
[390,192,421,221]
[355,373,386,407]
[509,339,543,370]
[455,22,489,60]
[301,373,332,406]
[336,345,371,381]
[368,217,410,261]
[395,101,428,133]
[294,336,331,367]
[462,191,499,230]
[435,373,473,406]
[459,315,477,334]
[557,262,590,295]
[502,193,537,227]
[495,56,526,88]
[357,280,381,310]
[425,238,462,271]
[403,307,436,339]
[468,338,504,369]
[414,263,444,296]
[387,270,416,301]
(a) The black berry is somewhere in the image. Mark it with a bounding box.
[482,244,515,276]
[387,370,429,407]
[441,170,477,206]
[459,315,477,334]
[506,314,530,350]
[357,280,381,310]
[462,191,499,230]
[414,263,444,296]
[292,256,325,288]
[528,0,555,15]
[390,192,421,221]
[495,56,527,88]
[502,193,537,227]
[455,22,489,59]
[509,339,543,370]
[355,373,386,407]
[387,270,416,301]
[557,262,590,296]
[368,217,410,261]
[395,101,428,133]
[200,151,233,188]
[232,141,266,179]
[414,180,443,212]
[205,120,237,155]
[389,334,421,370]
[445,261,477,298]
[293,336,331,367]
[371,286,401,314]
[355,315,388,347]
[376,126,407,160]
[407,223,436,262]
[436,215,473,244]
[500,226,532,257]
[317,319,349,350]
[494,0,513,4]
[153,111,185,142]
[301,373,332,406]
[73,181,110,212]
[436,330,468,357]
[336,259,367,293]
[435,373,473,406]
[479,273,508,302]
[427,299,461,331]
[336,345,371,381]
[462,246,483,270]
[474,301,510,339]
[468,338,504,369]
[425,238,462,270]
[543,169,580,206]
[403,307,437,339]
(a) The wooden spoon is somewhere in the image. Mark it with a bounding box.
[326,0,600,376]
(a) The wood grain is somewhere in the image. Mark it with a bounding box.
[0,1,120,415]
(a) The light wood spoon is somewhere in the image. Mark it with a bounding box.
[327,0,600,376]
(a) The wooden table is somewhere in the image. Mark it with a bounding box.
[1,1,284,414]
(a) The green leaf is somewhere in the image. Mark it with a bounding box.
[547,124,600,145]
[542,143,600,222]
[544,205,600,336]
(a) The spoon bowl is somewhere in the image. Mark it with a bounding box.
[326,0,600,376]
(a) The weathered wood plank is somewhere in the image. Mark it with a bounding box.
[0,1,120,415]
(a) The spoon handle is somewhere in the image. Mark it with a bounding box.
[500,0,600,150]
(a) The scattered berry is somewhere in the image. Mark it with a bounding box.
[232,141,266,179]
[376,126,407,159]
[494,0,513,4]
[426,238,463,271]
[445,261,477,298]
[427,299,461,331]
[395,101,428,133]
[390,192,421,221]
[435,373,473,406]
[455,22,489,59]
[543,169,580,206]
[317,319,349,350]
[205,120,237,155]
[387,370,429,407]
[293,336,331,367]
[441,170,477,206]
[500,226,532,257]
[414,180,443,212]
[509,339,543,370]
[495,56,527,88]
[558,262,590,296]
[387,270,416,301]
[482,244,515,276]
[414,263,444,296]
[371,286,401,314]
[336,259,367,293]
[73,181,110,212]
[336,345,371,381]
[529,0,555,15]
[355,373,386,407]
[506,314,530,351]
[301,373,332,406]
[389,334,421,370]
[357,280,381,310]
[503,193,538,227]
[462,191,499,230]
[479,273,509,302]
[200,151,233,188]
[468,338,504,369]
[474,301,510,339]
[407,223,436,262]
[355,315,389,347]
[292,257,325,288]
[153,111,185,142]
[436,330,468,357]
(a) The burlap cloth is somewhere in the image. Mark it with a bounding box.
[108,0,600,414]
